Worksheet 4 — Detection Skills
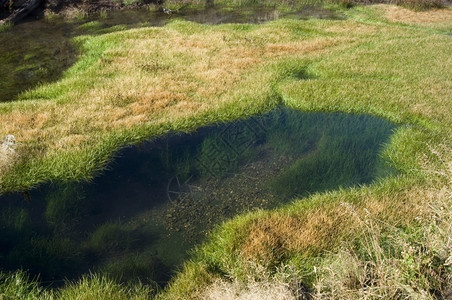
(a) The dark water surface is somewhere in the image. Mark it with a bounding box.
[0,4,343,102]
[0,107,396,286]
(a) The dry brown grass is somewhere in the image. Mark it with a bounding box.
[378,4,452,29]
[241,207,351,262]
[201,262,304,300]
[301,140,452,299]
[240,186,431,267]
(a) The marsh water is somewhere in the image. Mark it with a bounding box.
[0,107,396,286]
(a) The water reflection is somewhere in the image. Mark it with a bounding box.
[0,107,395,286]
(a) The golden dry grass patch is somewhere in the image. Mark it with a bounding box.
[240,207,352,262]
[55,134,91,151]
[240,185,432,265]
[17,31,334,131]
[0,103,59,158]
[377,4,452,29]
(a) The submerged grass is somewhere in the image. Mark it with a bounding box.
[0,2,451,300]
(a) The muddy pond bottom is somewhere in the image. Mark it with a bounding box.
[0,108,396,286]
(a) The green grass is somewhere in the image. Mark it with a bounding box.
[0,271,50,299]
[0,22,12,33]
[161,0,446,11]
[57,274,155,300]
[0,2,451,299]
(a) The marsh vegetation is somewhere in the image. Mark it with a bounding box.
[0,1,451,299]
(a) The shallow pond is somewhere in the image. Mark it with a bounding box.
[0,4,344,102]
[0,107,396,286]
[0,2,372,288]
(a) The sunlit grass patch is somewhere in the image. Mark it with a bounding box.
[0,270,51,299]
[57,274,155,300]
[377,4,452,31]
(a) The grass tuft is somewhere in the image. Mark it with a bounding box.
[0,270,51,300]
[57,274,154,300]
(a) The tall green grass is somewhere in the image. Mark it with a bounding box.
[0,271,50,300]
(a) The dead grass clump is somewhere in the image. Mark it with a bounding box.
[419,143,452,271]
[312,194,452,299]
[240,206,353,264]
[202,263,305,300]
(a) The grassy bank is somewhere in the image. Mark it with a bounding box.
[1,3,451,299]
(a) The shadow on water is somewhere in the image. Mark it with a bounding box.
[0,4,344,102]
[0,19,77,103]
[0,107,396,287]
